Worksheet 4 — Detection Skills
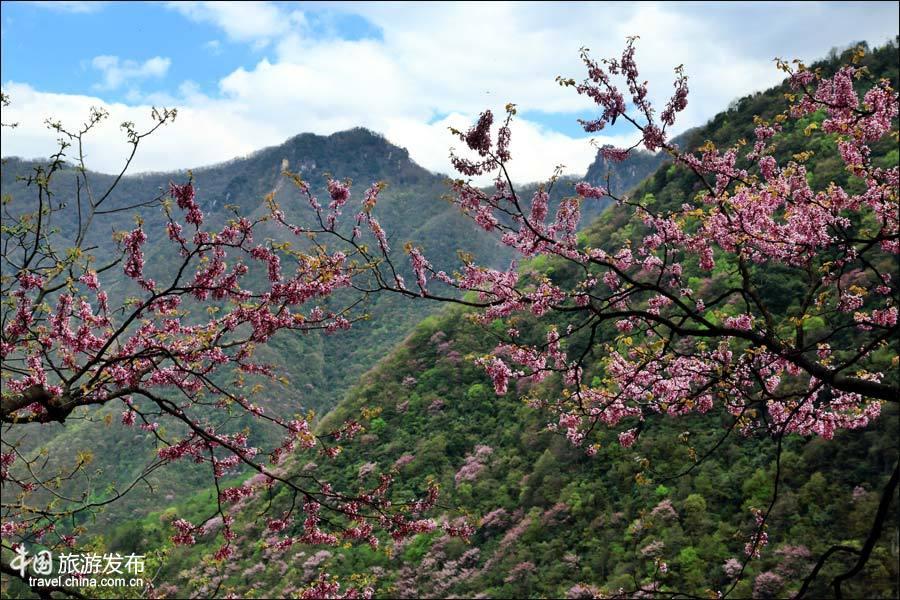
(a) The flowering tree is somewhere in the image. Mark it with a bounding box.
[379,40,897,596]
[0,104,468,598]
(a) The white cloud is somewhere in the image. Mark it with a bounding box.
[3,2,898,186]
[91,55,171,91]
[1,82,284,175]
[383,113,638,186]
[165,1,305,47]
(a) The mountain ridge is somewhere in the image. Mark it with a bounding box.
[0,119,668,532]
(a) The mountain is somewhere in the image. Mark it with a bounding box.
[1,128,499,525]
[101,40,900,599]
[584,143,677,197]
[1,125,664,529]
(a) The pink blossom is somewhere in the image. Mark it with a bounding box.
[618,428,638,448]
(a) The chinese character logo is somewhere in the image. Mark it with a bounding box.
[8,547,53,577]
[9,546,28,578]
[33,550,53,575]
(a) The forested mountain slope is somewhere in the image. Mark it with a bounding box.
[1,126,663,528]
[111,40,900,599]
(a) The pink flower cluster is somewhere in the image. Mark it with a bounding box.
[454,445,494,484]
[423,42,897,463]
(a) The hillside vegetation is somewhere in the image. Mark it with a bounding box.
[1,125,664,530]
[80,40,900,599]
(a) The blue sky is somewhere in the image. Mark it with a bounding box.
[2,1,898,184]
[2,2,384,103]
[2,2,254,100]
